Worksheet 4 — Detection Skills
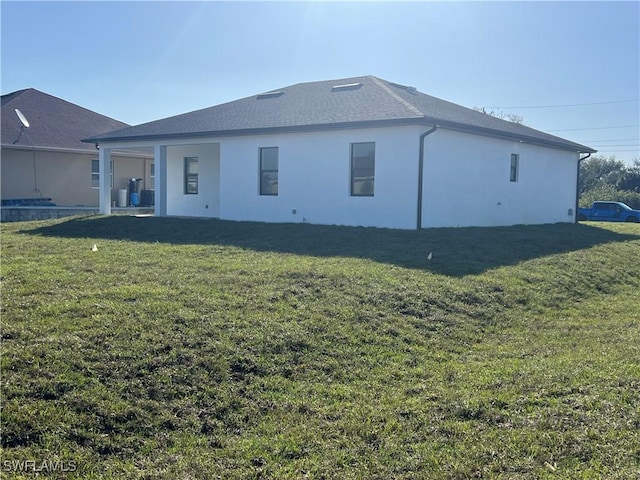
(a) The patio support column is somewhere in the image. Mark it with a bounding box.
[155,145,167,216]
[99,146,112,214]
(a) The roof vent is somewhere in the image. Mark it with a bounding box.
[331,83,363,92]
[257,91,284,99]
[406,86,417,94]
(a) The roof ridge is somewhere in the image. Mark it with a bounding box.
[2,88,130,126]
[0,88,30,106]
[370,77,424,117]
[1,88,33,96]
[285,75,370,89]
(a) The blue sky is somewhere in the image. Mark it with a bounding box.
[2,1,639,163]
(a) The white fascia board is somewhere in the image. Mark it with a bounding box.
[97,136,224,150]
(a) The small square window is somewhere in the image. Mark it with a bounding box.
[184,157,198,194]
[510,154,519,182]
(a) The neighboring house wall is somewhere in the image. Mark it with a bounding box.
[1,147,152,206]
[109,155,151,203]
[422,129,579,227]
[1,149,96,205]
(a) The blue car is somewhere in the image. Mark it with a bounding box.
[578,201,640,223]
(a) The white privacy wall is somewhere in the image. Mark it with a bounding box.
[421,129,579,228]
[217,125,423,229]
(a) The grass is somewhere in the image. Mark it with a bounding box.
[1,216,639,479]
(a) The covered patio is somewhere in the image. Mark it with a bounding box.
[97,140,220,218]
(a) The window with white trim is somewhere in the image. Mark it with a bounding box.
[91,159,113,188]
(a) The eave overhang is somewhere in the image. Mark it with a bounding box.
[84,116,596,154]
[423,118,597,154]
[1,143,153,158]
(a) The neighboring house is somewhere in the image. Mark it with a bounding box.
[86,76,596,229]
[1,88,153,207]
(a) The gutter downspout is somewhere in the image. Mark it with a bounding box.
[575,152,591,223]
[417,125,439,229]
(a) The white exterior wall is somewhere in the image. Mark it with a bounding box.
[166,143,220,217]
[421,129,579,227]
[217,125,422,229]
[97,124,580,229]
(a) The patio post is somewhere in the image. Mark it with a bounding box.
[155,145,167,216]
[99,146,112,214]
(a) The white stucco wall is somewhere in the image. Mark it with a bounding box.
[166,143,220,217]
[217,126,422,229]
[421,129,579,228]
[99,124,580,229]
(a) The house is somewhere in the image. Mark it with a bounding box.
[1,88,153,207]
[85,76,596,229]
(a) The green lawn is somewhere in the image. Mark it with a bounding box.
[1,216,639,479]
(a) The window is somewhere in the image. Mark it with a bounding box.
[149,162,155,190]
[510,154,519,182]
[91,160,99,187]
[351,142,375,196]
[91,159,113,188]
[184,157,198,194]
[259,147,278,195]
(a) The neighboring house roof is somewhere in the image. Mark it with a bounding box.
[85,75,596,153]
[1,88,129,152]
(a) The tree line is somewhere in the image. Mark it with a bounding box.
[579,155,640,209]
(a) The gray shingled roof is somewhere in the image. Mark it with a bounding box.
[2,88,129,152]
[85,76,596,153]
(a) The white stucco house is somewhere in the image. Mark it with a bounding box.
[85,76,596,229]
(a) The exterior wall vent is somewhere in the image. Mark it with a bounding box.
[331,83,363,91]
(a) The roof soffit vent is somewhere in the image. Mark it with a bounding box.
[257,91,285,99]
[331,82,363,92]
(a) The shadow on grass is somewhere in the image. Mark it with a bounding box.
[20,216,639,277]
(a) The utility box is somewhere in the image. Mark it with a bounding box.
[140,190,155,207]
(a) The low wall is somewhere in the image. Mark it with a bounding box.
[1,207,154,222]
